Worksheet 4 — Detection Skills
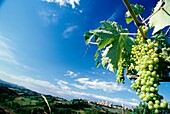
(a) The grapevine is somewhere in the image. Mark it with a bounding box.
[130,26,168,113]
[84,0,170,113]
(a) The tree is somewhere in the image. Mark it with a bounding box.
[84,0,170,113]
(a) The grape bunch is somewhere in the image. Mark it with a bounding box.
[116,57,125,83]
[129,26,168,113]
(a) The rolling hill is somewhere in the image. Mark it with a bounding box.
[0,79,133,114]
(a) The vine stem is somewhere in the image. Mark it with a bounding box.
[165,27,170,37]
[89,42,99,45]
[127,75,170,82]
[122,0,147,41]
[120,33,138,36]
[139,15,147,26]
[142,1,165,24]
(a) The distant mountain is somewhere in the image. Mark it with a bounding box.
[0,79,25,89]
[0,79,133,114]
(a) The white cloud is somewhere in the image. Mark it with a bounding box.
[107,5,123,21]
[64,70,79,78]
[63,25,78,38]
[79,10,83,13]
[89,68,112,76]
[72,83,87,89]
[42,0,80,9]
[127,89,134,93]
[0,71,58,95]
[76,77,89,82]
[0,71,138,107]
[0,35,33,71]
[102,72,106,74]
[0,35,18,65]
[56,79,71,90]
[65,91,139,107]
[131,98,139,103]
[39,10,58,25]
[75,78,128,92]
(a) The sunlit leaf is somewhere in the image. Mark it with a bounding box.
[96,61,101,68]
[84,31,94,45]
[101,34,134,71]
[84,21,135,72]
[94,51,99,60]
[149,0,170,34]
[125,4,145,24]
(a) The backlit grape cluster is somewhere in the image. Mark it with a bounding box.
[116,58,125,83]
[129,26,168,113]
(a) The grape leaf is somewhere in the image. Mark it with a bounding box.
[151,31,169,48]
[101,33,134,71]
[96,61,101,68]
[94,51,99,60]
[84,31,94,45]
[125,4,145,24]
[84,21,135,72]
[149,0,170,34]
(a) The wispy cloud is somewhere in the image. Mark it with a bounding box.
[0,35,18,65]
[56,79,71,90]
[107,5,123,21]
[64,70,80,78]
[0,71,138,107]
[39,9,58,25]
[42,0,80,9]
[63,25,78,38]
[72,83,87,89]
[80,93,139,107]
[0,71,59,95]
[0,35,33,71]
[89,67,112,76]
[75,78,129,92]
[131,98,139,103]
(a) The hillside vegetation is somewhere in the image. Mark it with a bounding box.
[0,80,132,114]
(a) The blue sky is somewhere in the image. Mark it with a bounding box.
[0,0,170,107]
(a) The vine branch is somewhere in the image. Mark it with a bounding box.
[139,15,147,26]
[165,27,170,37]
[127,75,170,82]
[89,42,98,45]
[142,1,165,24]
[120,33,138,36]
[122,0,147,40]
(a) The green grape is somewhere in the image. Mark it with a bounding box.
[116,58,125,83]
[150,87,155,92]
[148,105,153,110]
[155,100,160,105]
[160,101,168,109]
[141,79,146,85]
[154,57,159,63]
[154,104,159,109]
[146,88,150,92]
[148,64,153,71]
[150,93,154,97]
[128,26,168,112]
[153,83,158,87]
[155,109,159,114]
[151,71,156,76]
[150,77,154,82]
[148,101,153,106]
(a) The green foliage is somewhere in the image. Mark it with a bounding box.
[84,21,134,72]
[125,4,145,24]
[132,102,170,114]
[84,0,170,113]
[151,31,169,48]
[0,82,133,114]
[132,102,155,114]
[149,0,170,34]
